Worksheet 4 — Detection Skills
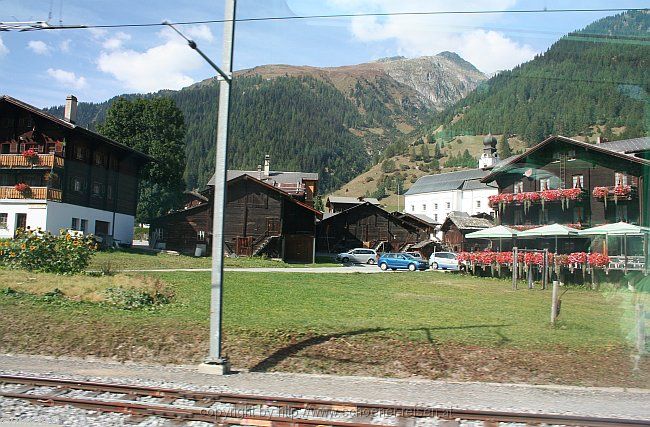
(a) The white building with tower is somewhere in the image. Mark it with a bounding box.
[403,135,500,223]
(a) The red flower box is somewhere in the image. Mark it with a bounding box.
[21,149,38,160]
[588,253,610,268]
[14,182,32,196]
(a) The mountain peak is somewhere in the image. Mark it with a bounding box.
[435,51,481,73]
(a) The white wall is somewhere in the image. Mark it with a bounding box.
[0,200,48,238]
[404,187,497,222]
[46,202,135,244]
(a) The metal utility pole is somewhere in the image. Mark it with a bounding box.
[200,0,236,375]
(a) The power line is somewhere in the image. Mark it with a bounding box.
[2,7,648,31]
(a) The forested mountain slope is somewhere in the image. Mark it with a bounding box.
[44,53,484,193]
[433,10,649,144]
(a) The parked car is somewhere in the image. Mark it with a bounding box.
[336,248,378,264]
[403,251,423,260]
[378,253,429,271]
[429,251,460,271]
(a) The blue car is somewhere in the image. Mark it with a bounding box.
[378,253,429,271]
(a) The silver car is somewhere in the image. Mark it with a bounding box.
[336,248,378,264]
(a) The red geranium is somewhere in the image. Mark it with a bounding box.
[14,182,31,195]
[21,149,38,160]
[613,185,631,197]
[588,253,610,268]
[593,187,608,198]
[568,252,587,264]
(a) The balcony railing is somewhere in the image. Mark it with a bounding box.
[592,185,637,203]
[0,154,64,169]
[0,186,62,202]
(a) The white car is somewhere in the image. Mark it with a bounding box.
[429,251,460,271]
[336,248,378,264]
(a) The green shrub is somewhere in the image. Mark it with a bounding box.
[0,229,97,275]
[105,280,172,310]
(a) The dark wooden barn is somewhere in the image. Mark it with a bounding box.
[316,202,424,253]
[150,174,322,263]
[440,212,493,252]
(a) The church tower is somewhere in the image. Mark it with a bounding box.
[478,133,499,170]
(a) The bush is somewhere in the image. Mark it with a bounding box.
[0,229,97,275]
[105,279,172,310]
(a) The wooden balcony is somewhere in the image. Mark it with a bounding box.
[0,186,62,202]
[0,154,64,169]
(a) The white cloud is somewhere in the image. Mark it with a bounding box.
[27,40,50,55]
[47,68,88,89]
[185,24,215,43]
[102,32,131,50]
[59,39,72,52]
[0,36,8,56]
[97,26,211,92]
[326,0,537,73]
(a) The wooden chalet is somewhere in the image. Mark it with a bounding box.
[150,174,322,263]
[316,202,425,253]
[0,95,150,244]
[482,135,650,229]
[440,211,493,252]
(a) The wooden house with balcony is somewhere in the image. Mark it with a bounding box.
[0,95,150,243]
[482,135,650,231]
[150,165,322,263]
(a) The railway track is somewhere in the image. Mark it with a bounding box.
[1,374,648,426]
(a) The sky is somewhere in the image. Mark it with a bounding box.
[0,0,646,107]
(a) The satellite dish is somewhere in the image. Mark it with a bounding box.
[524,168,533,177]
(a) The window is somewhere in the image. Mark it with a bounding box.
[422,204,427,211]
[540,178,551,191]
[94,152,105,166]
[0,213,7,229]
[514,209,523,225]
[92,182,103,196]
[572,175,584,189]
[80,219,88,233]
[75,146,85,161]
[476,200,481,208]
[71,218,79,231]
[434,214,438,222]
[514,181,524,194]
[72,177,84,193]
[154,228,164,241]
[567,150,576,161]
[615,172,628,186]
[411,205,415,212]
[197,231,205,241]
[446,202,451,209]
[434,203,438,210]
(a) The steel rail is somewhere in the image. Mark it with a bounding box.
[1,374,649,427]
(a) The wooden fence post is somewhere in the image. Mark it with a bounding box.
[551,280,560,325]
[542,249,549,290]
[637,302,646,355]
[512,247,518,290]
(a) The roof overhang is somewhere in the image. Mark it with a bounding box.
[482,135,650,185]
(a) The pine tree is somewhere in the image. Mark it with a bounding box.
[497,134,513,158]
[420,144,430,162]
[434,143,442,159]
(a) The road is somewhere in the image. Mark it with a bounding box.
[111,264,443,273]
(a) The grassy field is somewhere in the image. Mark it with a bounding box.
[88,248,340,271]
[1,269,647,387]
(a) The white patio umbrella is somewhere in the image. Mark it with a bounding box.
[465,225,518,251]
[517,223,580,253]
[578,222,650,271]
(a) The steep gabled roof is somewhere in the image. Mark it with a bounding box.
[599,137,650,154]
[405,169,492,195]
[208,170,318,186]
[482,135,650,183]
[392,212,439,227]
[0,95,153,162]
[326,196,380,205]
[229,174,323,219]
[441,211,493,231]
[319,202,418,232]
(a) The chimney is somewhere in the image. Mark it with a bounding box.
[596,136,602,144]
[64,95,78,124]
[257,164,262,179]
[263,155,270,177]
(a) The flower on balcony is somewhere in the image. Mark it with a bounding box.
[21,149,39,163]
[592,187,608,198]
[567,252,587,265]
[588,252,610,268]
[14,182,32,197]
[593,185,632,207]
